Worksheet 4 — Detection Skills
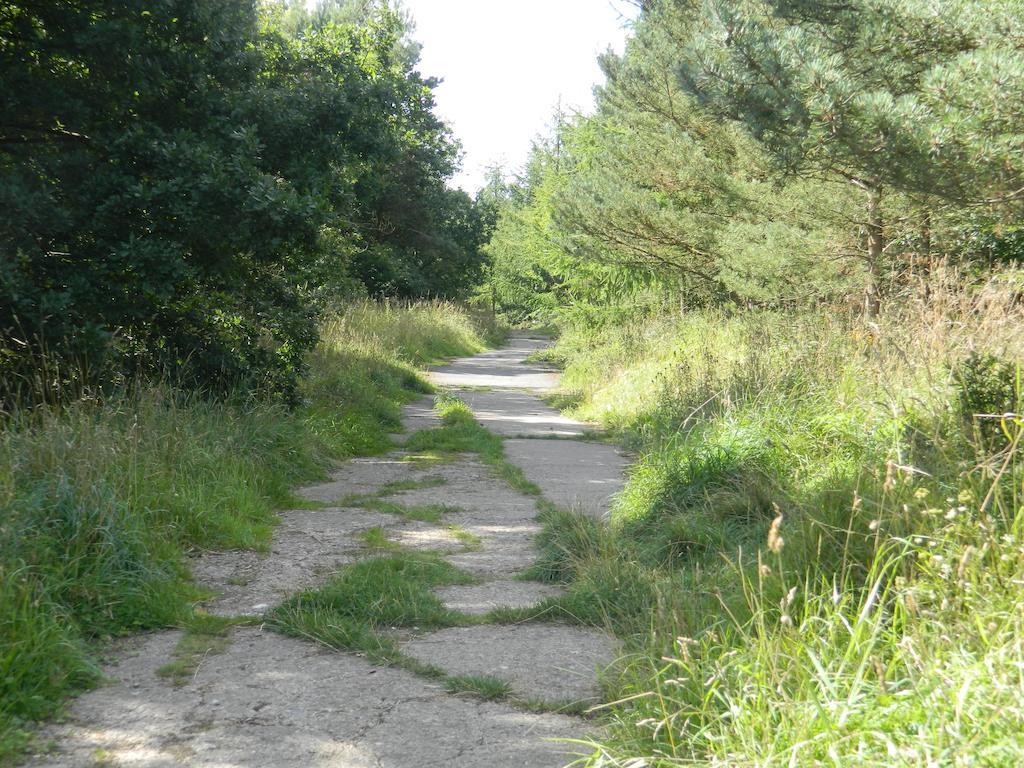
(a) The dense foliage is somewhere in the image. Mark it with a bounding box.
[481,0,1024,322]
[1,0,488,399]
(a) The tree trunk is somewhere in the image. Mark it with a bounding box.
[920,208,933,300]
[864,185,884,318]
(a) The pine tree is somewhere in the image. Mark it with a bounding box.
[672,0,1024,313]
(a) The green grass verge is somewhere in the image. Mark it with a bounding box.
[528,304,1024,765]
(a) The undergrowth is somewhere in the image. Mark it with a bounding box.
[0,301,494,763]
[530,271,1024,765]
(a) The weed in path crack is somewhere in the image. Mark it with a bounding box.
[156,613,244,686]
[369,501,462,523]
[267,551,475,663]
[443,674,512,701]
[404,395,540,496]
[446,525,483,551]
[517,697,593,717]
[338,476,449,509]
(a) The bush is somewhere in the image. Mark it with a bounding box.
[953,351,1021,449]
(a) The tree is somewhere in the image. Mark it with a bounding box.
[672,0,1024,313]
[0,0,485,400]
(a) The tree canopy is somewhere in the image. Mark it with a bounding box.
[481,0,1024,323]
[1,0,488,398]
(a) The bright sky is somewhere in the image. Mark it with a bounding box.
[405,1,639,194]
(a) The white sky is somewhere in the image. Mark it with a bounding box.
[405,1,639,193]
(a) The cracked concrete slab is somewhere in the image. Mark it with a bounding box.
[381,459,542,578]
[297,455,431,505]
[192,507,394,615]
[434,581,565,616]
[30,629,586,768]
[401,624,615,706]
[502,439,629,519]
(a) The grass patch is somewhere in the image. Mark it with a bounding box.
[267,551,474,648]
[405,395,540,496]
[443,674,513,701]
[266,550,478,680]
[155,613,244,686]
[357,527,399,551]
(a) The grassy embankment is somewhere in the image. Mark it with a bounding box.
[0,301,495,762]
[527,272,1024,765]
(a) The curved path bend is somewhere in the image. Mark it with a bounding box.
[31,335,629,768]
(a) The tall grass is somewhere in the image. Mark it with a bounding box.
[0,301,493,763]
[534,267,1024,764]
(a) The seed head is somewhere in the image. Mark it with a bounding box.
[767,512,785,554]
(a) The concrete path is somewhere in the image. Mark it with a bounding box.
[30,335,628,768]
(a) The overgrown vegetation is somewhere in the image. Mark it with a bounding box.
[512,276,1024,764]
[0,301,490,762]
